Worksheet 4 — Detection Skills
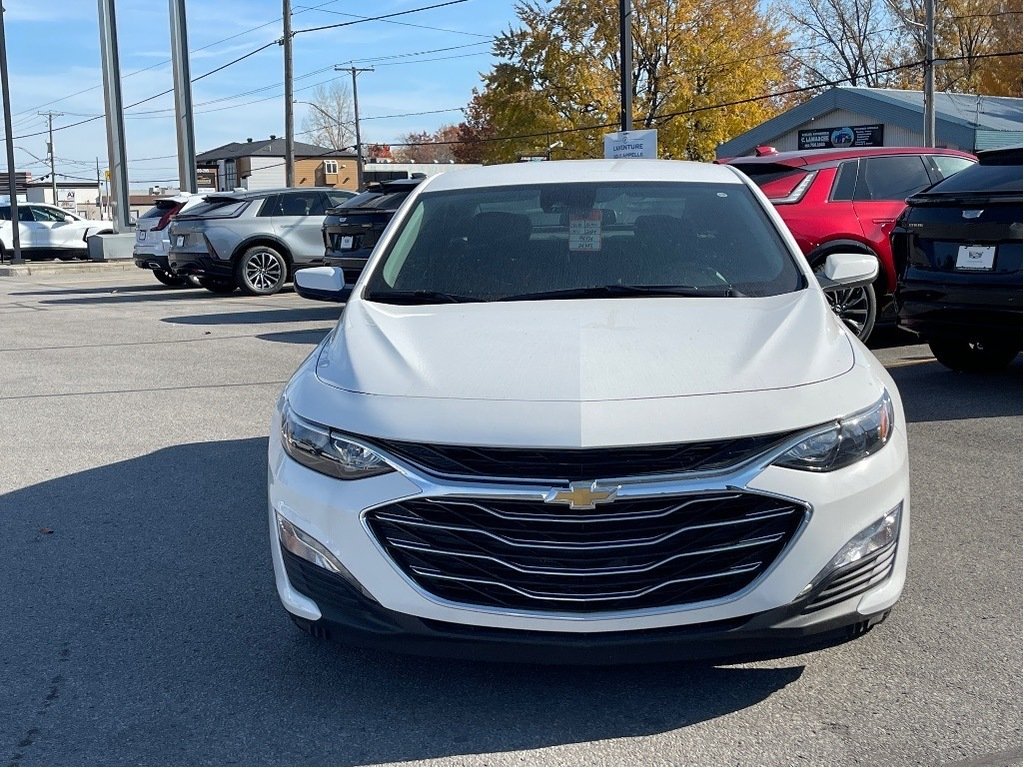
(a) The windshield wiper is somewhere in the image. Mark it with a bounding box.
[498,284,740,301]
[364,289,484,305]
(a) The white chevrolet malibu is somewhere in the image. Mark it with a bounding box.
[272,160,909,663]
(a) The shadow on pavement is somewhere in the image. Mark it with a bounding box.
[257,328,333,345]
[0,438,803,766]
[163,306,342,326]
[888,354,1022,423]
[10,284,185,297]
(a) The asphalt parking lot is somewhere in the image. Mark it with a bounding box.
[0,269,1020,767]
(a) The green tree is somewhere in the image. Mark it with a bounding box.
[463,0,797,163]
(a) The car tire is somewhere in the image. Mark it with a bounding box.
[153,269,186,287]
[928,337,1019,373]
[812,256,878,342]
[236,245,288,296]
[198,276,237,295]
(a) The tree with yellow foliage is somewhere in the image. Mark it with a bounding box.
[458,0,797,163]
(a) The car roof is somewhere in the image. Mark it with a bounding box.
[722,146,976,168]
[421,159,742,193]
[204,186,341,200]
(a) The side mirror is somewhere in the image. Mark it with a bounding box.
[817,253,879,290]
[294,266,348,303]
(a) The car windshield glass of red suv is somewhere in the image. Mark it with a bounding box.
[362,181,805,304]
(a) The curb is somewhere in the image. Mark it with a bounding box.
[0,260,138,277]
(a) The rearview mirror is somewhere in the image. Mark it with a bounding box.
[294,266,348,303]
[816,253,879,291]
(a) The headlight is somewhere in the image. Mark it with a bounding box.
[774,392,894,472]
[280,400,394,480]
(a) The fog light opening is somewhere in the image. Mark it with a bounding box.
[801,503,903,596]
[275,510,378,601]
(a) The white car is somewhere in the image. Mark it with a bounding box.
[0,202,111,260]
[133,193,205,287]
[271,160,909,663]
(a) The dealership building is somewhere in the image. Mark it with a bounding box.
[716,86,1023,158]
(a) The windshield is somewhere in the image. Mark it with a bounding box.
[362,181,804,304]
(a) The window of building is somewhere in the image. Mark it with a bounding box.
[323,160,339,174]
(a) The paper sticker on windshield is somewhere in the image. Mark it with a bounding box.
[569,210,602,252]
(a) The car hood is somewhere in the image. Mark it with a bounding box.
[315,289,853,402]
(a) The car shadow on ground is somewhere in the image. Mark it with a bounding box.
[887,355,1022,423]
[1,438,805,766]
[163,305,342,326]
[10,284,186,297]
[256,328,334,345]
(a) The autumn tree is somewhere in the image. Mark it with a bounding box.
[300,82,356,149]
[779,0,1022,95]
[775,0,904,89]
[887,0,1022,95]
[463,0,797,163]
[394,124,461,163]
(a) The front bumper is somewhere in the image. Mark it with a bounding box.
[268,412,910,661]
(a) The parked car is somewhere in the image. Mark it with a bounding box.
[272,160,909,663]
[722,146,976,340]
[0,203,112,260]
[893,145,1022,372]
[322,177,424,286]
[167,187,356,295]
[133,193,205,286]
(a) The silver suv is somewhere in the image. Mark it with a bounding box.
[167,187,354,295]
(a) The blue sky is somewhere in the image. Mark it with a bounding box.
[2,0,520,188]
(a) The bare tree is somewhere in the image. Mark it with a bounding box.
[393,125,460,163]
[300,82,356,150]
[777,0,904,88]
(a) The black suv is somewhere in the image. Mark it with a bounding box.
[893,145,1022,372]
[322,177,424,286]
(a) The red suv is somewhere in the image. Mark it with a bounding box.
[723,147,976,340]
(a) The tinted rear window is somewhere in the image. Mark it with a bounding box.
[183,199,248,218]
[921,159,1022,195]
[140,200,181,219]
[341,189,412,211]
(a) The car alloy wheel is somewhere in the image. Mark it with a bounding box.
[238,246,287,296]
[824,284,876,340]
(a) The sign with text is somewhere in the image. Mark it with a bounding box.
[604,129,658,160]
[798,124,884,150]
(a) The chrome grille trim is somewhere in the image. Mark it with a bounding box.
[388,532,786,578]
[411,562,764,603]
[365,490,810,613]
[371,507,796,552]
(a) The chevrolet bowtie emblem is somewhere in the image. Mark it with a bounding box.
[545,482,619,510]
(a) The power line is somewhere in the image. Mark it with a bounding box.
[294,0,470,35]
[294,3,492,38]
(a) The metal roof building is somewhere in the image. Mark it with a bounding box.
[716,87,1023,158]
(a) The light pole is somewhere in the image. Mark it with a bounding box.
[0,2,21,263]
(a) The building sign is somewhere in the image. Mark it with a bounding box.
[604,129,658,159]
[58,189,77,211]
[798,124,884,150]
[196,167,218,190]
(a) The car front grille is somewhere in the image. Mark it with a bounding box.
[365,492,808,613]
[801,539,897,614]
[371,432,801,483]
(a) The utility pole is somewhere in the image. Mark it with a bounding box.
[282,0,294,187]
[618,0,633,131]
[39,111,63,206]
[95,157,103,220]
[334,65,373,190]
[98,0,131,232]
[169,0,196,193]
[923,0,936,147]
[0,3,22,263]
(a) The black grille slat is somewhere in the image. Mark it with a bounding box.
[366,493,807,612]
[371,432,801,482]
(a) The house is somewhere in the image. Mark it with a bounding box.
[716,87,1023,158]
[196,137,359,192]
